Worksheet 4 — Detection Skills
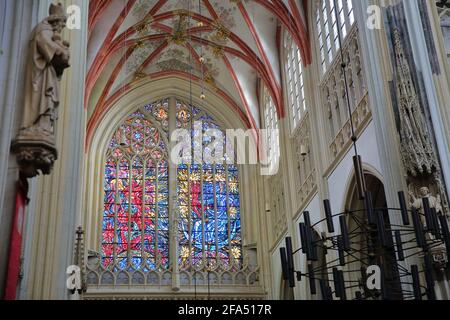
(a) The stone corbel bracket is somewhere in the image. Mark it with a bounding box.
[11,137,58,178]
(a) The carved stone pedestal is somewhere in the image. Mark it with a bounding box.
[418,242,449,274]
[11,130,58,178]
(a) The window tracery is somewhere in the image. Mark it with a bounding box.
[101,99,242,272]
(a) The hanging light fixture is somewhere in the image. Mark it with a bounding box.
[198,0,206,102]
[187,0,193,110]
[300,143,308,157]
[332,0,366,199]
[119,3,129,149]
[119,127,127,146]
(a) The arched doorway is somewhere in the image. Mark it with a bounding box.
[345,173,403,300]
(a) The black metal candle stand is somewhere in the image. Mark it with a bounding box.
[280,191,450,300]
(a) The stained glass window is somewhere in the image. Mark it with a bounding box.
[143,99,170,134]
[101,100,243,272]
[102,110,169,271]
[176,100,242,270]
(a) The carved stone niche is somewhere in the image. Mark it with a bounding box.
[11,3,70,178]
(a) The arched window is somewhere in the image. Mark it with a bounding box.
[283,31,307,132]
[101,99,242,272]
[176,100,242,270]
[263,87,280,173]
[102,108,169,271]
[316,0,355,74]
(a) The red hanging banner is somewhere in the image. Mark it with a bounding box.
[4,179,28,300]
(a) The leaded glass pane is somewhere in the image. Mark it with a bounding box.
[102,100,243,274]
[176,100,243,270]
[101,110,169,271]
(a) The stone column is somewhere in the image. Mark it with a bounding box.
[403,0,450,297]
[0,0,41,299]
[18,0,88,300]
[168,96,180,291]
[352,0,406,214]
[402,0,450,202]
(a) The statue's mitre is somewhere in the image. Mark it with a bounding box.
[49,3,65,17]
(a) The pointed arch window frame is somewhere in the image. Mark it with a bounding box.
[100,98,244,273]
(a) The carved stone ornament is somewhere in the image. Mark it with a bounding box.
[409,185,444,216]
[431,246,448,272]
[393,29,437,177]
[11,3,70,178]
[391,28,449,218]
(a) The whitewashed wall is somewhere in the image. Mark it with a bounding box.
[270,236,287,300]
[327,121,383,214]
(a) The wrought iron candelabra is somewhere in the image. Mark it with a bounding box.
[280,191,450,300]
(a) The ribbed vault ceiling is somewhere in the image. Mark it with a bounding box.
[86,0,310,141]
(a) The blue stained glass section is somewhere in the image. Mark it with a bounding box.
[217,194,227,207]
[175,102,243,267]
[228,194,240,207]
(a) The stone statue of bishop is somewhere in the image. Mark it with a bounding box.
[12,3,70,177]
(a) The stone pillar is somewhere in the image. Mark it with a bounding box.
[351,0,414,298]
[0,0,41,299]
[402,0,450,203]
[352,0,406,216]
[18,0,88,300]
[168,96,180,290]
[355,0,450,298]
